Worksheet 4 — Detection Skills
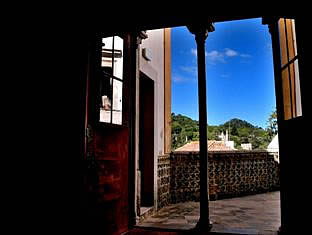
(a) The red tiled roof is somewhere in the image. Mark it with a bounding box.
[174,140,232,152]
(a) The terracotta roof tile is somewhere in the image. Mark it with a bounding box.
[174,140,232,152]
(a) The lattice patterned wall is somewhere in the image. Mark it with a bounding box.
[157,154,171,209]
[169,151,280,203]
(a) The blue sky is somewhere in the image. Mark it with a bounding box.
[171,18,276,128]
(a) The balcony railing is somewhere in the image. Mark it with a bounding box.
[158,151,280,208]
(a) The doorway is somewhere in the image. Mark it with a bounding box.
[139,73,155,208]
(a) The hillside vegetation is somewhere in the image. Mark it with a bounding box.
[171,112,277,151]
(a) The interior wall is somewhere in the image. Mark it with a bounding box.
[139,29,165,210]
[140,29,165,157]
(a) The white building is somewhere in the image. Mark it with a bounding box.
[267,134,279,163]
[218,130,236,150]
[241,143,252,150]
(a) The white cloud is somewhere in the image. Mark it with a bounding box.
[206,50,219,57]
[224,48,238,57]
[180,66,197,74]
[172,73,196,83]
[191,48,197,56]
[206,48,251,64]
[206,50,225,63]
[240,53,251,58]
[191,47,251,65]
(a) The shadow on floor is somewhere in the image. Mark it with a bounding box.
[133,191,280,235]
[125,227,278,235]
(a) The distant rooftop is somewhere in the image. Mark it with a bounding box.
[174,140,233,152]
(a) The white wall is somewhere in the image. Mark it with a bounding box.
[140,29,165,157]
[139,29,165,211]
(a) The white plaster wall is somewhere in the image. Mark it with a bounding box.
[139,29,165,210]
[140,29,165,157]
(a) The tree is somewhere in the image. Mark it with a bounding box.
[230,125,238,136]
[267,109,278,139]
[171,113,200,150]
[171,113,276,151]
[231,135,241,149]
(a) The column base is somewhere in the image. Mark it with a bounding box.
[194,218,212,232]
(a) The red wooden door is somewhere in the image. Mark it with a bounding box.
[83,34,135,234]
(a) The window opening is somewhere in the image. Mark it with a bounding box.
[100,36,124,125]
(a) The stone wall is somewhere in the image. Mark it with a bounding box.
[157,154,171,209]
[170,151,280,203]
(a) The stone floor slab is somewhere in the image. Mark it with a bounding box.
[138,191,280,233]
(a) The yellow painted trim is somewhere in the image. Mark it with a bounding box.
[164,28,172,153]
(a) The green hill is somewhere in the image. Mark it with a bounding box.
[171,113,272,151]
[172,113,199,150]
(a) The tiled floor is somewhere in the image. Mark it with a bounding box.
[136,191,280,234]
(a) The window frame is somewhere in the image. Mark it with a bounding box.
[278,18,302,120]
[97,35,125,127]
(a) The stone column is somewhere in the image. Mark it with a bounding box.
[187,22,214,231]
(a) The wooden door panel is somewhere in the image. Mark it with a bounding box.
[82,34,134,235]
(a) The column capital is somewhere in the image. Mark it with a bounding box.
[187,22,215,42]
